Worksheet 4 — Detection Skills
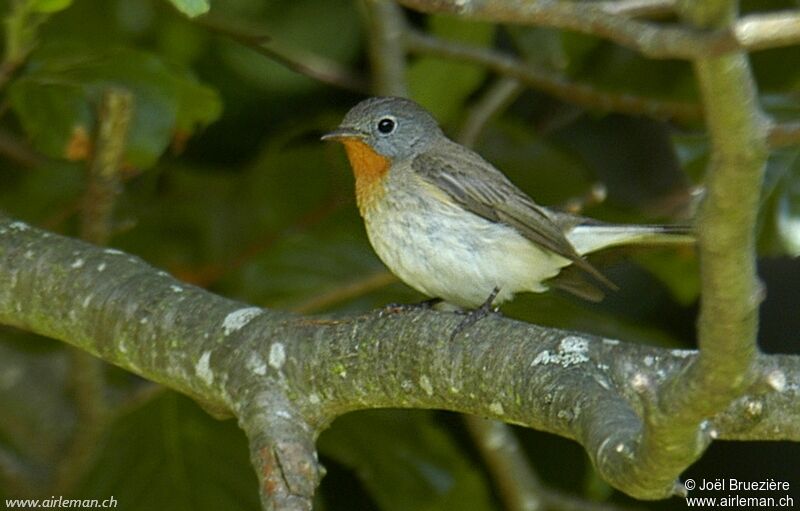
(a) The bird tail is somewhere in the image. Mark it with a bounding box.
[567,224,694,256]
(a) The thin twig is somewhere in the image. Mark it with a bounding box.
[596,0,676,18]
[464,416,546,511]
[54,89,134,494]
[196,15,368,93]
[465,417,647,511]
[290,271,397,314]
[0,128,44,168]
[458,76,524,147]
[79,89,134,244]
[363,0,409,96]
[768,121,800,148]
[406,30,703,123]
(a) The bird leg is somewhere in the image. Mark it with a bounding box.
[450,287,501,340]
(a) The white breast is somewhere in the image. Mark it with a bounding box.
[362,178,570,308]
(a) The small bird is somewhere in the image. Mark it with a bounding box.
[322,96,692,310]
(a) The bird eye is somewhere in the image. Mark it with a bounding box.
[377,117,396,134]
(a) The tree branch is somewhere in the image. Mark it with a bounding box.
[768,121,800,149]
[396,0,735,59]
[608,0,771,498]
[457,76,524,147]
[405,30,703,123]
[1,217,797,508]
[196,15,368,94]
[362,0,409,96]
[397,1,800,58]
[734,10,800,53]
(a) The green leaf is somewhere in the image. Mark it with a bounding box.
[165,0,210,18]
[8,43,221,169]
[408,16,495,124]
[78,392,259,510]
[319,410,496,511]
[759,148,800,257]
[29,0,73,13]
[776,172,800,257]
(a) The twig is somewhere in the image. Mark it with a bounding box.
[197,15,368,93]
[406,30,703,123]
[80,89,134,244]
[0,0,39,90]
[290,270,397,313]
[768,120,800,148]
[54,89,134,494]
[458,76,524,147]
[363,0,409,96]
[465,417,647,511]
[596,0,676,18]
[734,10,800,53]
[174,197,342,287]
[52,350,108,493]
[464,416,545,511]
[0,128,44,168]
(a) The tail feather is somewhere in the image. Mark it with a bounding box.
[567,224,694,256]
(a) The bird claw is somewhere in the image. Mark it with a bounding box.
[450,287,501,340]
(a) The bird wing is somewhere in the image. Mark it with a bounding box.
[411,146,614,288]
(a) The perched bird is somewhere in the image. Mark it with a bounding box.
[322,96,692,309]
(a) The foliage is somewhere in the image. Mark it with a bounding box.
[0,0,798,510]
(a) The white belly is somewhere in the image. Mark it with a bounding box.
[363,185,570,308]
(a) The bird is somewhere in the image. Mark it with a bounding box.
[322,96,693,310]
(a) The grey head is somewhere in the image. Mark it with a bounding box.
[322,96,445,160]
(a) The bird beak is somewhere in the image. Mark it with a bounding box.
[321,127,365,142]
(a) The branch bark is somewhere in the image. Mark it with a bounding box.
[396,1,800,58]
[405,29,703,123]
[1,217,797,509]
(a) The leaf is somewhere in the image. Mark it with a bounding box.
[29,0,73,13]
[77,392,259,510]
[760,148,800,257]
[165,0,210,18]
[408,16,495,124]
[318,410,496,511]
[8,43,222,169]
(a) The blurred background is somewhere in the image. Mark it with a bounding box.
[0,0,798,509]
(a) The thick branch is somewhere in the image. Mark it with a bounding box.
[397,0,734,59]
[397,1,800,58]
[0,218,797,506]
[612,0,770,498]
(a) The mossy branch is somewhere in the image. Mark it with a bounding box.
[1,218,797,509]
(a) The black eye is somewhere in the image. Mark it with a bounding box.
[377,117,395,134]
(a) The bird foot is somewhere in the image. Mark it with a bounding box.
[450,287,501,340]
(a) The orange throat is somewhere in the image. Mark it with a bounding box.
[340,138,390,214]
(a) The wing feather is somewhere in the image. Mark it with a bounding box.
[412,146,614,289]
